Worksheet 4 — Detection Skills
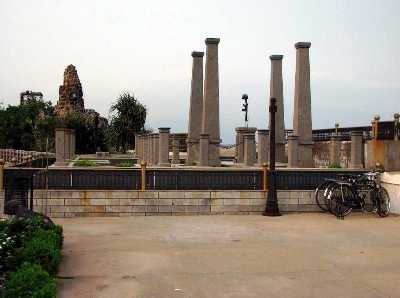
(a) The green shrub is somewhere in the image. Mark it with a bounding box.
[3,262,57,298]
[117,161,134,167]
[73,159,97,167]
[328,162,342,169]
[18,234,62,275]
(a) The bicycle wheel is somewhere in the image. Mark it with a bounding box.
[377,187,390,217]
[357,184,375,213]
[315,180,334,212]
[328,183,353,217]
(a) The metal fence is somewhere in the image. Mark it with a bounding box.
[146,170,262,190]
[3,168,367,191]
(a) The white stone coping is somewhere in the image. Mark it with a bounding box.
[381,172,400,185]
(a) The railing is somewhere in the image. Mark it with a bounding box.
[4,168,367,191]
[146,169,262,190]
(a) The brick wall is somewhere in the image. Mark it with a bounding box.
[0,190,319,218]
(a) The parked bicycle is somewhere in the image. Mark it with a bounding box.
[315,171,390,218]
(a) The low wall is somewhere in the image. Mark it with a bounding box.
[381,172,400,214]
[0,190,318,218]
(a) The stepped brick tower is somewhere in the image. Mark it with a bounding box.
[55,65,85,117]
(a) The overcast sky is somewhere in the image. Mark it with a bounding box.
[0,0,399,143]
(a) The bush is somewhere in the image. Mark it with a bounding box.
[117,161,134,167]
[73,160,97,167]
[18,233,62,275]
[3,262,57,298]
[328,162,342,169]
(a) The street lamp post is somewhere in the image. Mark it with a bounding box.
[263,97,281,216]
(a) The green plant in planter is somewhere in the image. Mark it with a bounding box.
[3,262,57,298]
[328,162,342,169]
[117,161,134,167]
[73,160,97,167]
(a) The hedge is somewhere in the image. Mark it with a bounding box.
[0,214,63,298]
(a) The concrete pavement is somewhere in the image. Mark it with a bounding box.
[56,214,400,298]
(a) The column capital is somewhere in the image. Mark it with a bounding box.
[270,55,283,61]
[200,133,209,139]
[243,133,255,140]
[257,129,269,135]
[351,131,363,137]
[191,51,204,57]
[205,38,220,45]
[295,42,311,49]
[158,127,170,133]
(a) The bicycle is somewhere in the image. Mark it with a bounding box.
[327,171,390,218]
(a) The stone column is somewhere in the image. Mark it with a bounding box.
[329,134,341,166]
[69,129,76,160]
[269,55,285,162]
[153,134,159,166]
[158,128,170,167]
[257,129,269,166]
[202,38,221,166]
[64,129,71,161]
[235,127,257,163]
[187,51,204,165]
[149,134,154,165]
[135,134,141,159]
[350,131,364,168]
[199,133,209,166]
[244,133,256,166]
[143,135,149,164]
[293,42,314,167]
[288,135,299,168]
[55,128,68,166]
[172,138,180,165]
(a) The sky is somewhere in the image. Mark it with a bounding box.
[0,0,399,144]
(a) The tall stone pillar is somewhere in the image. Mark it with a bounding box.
[172,138,180,165]
[235,127,256,163]
[350,131,364,168]
[202,38,221,166]
[187,51,204,165]
[288,135,299,168]
[329,134,341,166]
[257,129,269,165]
[244,133,256,166]
[158,128,170,167]
[293,42,314,168]
[269,55,285,162]
[199,133,209,166]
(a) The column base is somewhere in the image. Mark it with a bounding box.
[298,141,314,168]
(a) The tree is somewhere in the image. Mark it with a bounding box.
[0,100,55,151]
[109,92,147,152]
[59,112,108,154]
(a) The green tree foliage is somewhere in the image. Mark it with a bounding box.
[110,92,147,152]
[0,101,55,151]
[59,112,108,154]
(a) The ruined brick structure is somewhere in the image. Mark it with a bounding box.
[54,65,85,117]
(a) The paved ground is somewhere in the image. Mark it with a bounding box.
[56,213,400,298]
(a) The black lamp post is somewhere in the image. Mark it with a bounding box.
[263,97,281,216]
